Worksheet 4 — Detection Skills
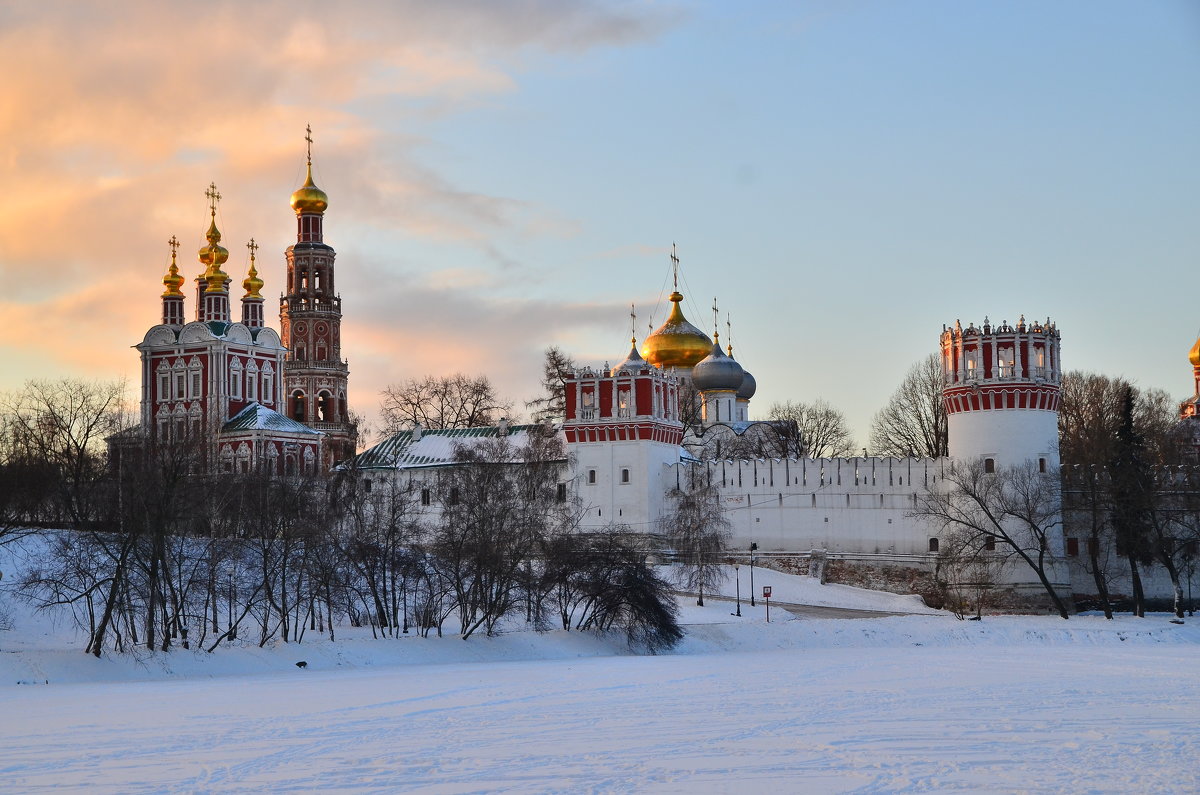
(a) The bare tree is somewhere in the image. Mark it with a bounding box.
[430,425,572,638]
[915,459,1070,619]
[869,354,948,458]
[934,526,1006,619]
[524,346,576,422]
[1059,372,1182,617]
[2,378,129,532]
[661,472,730,606]
[766,400,856,458]
[379,374,513,433]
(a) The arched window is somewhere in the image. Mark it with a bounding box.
[984,458,996,474]
[317,391,332,422]
[928,537,940,553]
[292,390,306,421]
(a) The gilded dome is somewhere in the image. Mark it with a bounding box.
[290,163,328,215]
[640,292,713,370]
[161,256,184,297]
[692,338,745,392]
[243,259,264,299]
[1190,337,1200,367]
[198,217,230,293]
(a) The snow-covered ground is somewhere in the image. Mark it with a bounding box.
[2,555,1199,793]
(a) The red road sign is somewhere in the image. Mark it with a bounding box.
[763,586,772,598]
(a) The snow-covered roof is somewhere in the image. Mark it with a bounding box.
[221,403,322,436]
[353,424,564,470]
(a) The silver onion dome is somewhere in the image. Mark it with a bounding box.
[737,369,757,400]
[691,341,745,392]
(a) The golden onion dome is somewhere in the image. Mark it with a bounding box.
[198,217,230,293]
[290,163,328,215]
[161,254,184,297]
[640,291,714,370]
[1189,337,1200,367]
[242,259,264,299]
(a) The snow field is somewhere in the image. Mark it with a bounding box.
[3,546,1200,792]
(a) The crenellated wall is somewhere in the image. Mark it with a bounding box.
[668,456,947,555]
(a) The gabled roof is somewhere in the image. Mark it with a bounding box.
[353,424,563,470]
[221,403,322,436]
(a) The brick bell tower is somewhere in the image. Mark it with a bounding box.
[280,127,356,466]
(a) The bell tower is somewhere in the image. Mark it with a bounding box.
[280,127,355,466]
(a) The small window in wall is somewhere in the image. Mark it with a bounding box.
[621,468,630,484]
[262,375,273,404]
[1039,458,1047,473]
[588,469,597,484]
[421,488,431,506]
[191,372,202,398]
[158,373,170,401]
[449,487,460,506]
[175,373,186,399]
[984,458,995,474]
[363,480,373,494]
[985,534,996,551]
[928,537,940,553]
[556,483,566,502]
[1066,537,1079,557]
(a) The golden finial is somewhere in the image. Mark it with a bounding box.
[243,238,264,299]
[162,235,184,296]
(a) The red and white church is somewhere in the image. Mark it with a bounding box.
[131,136,355,475]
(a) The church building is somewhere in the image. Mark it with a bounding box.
[130,133,353,474]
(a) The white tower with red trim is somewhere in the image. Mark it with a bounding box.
[941,315,1062,469]
[563,343,684,531]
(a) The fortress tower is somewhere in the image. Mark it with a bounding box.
[563,340,684,530]
[941,316,1062,469]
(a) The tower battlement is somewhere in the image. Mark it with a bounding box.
[941,314,1062,467]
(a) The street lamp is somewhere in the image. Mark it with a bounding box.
[732,563,742,617]
[1185,552,1195,618]
[749,542,758,607]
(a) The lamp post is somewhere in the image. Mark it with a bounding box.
[732,563,742,617]
[1185,553,1195,618]
[402,580,410,634]
[749,542,758,607]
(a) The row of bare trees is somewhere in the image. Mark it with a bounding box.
[0,379,683,656]
[1059,373,1195,618]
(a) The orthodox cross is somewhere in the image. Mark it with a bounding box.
[247,238,258,264]
[305,124,313,166]
[670,242,679,290]
[168,235,179,263]
[630,304,637,345]
[726,313,733,355]
[205,183,221,218]
[711,297,720,337]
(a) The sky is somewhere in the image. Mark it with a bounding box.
[1,0,1197,446]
